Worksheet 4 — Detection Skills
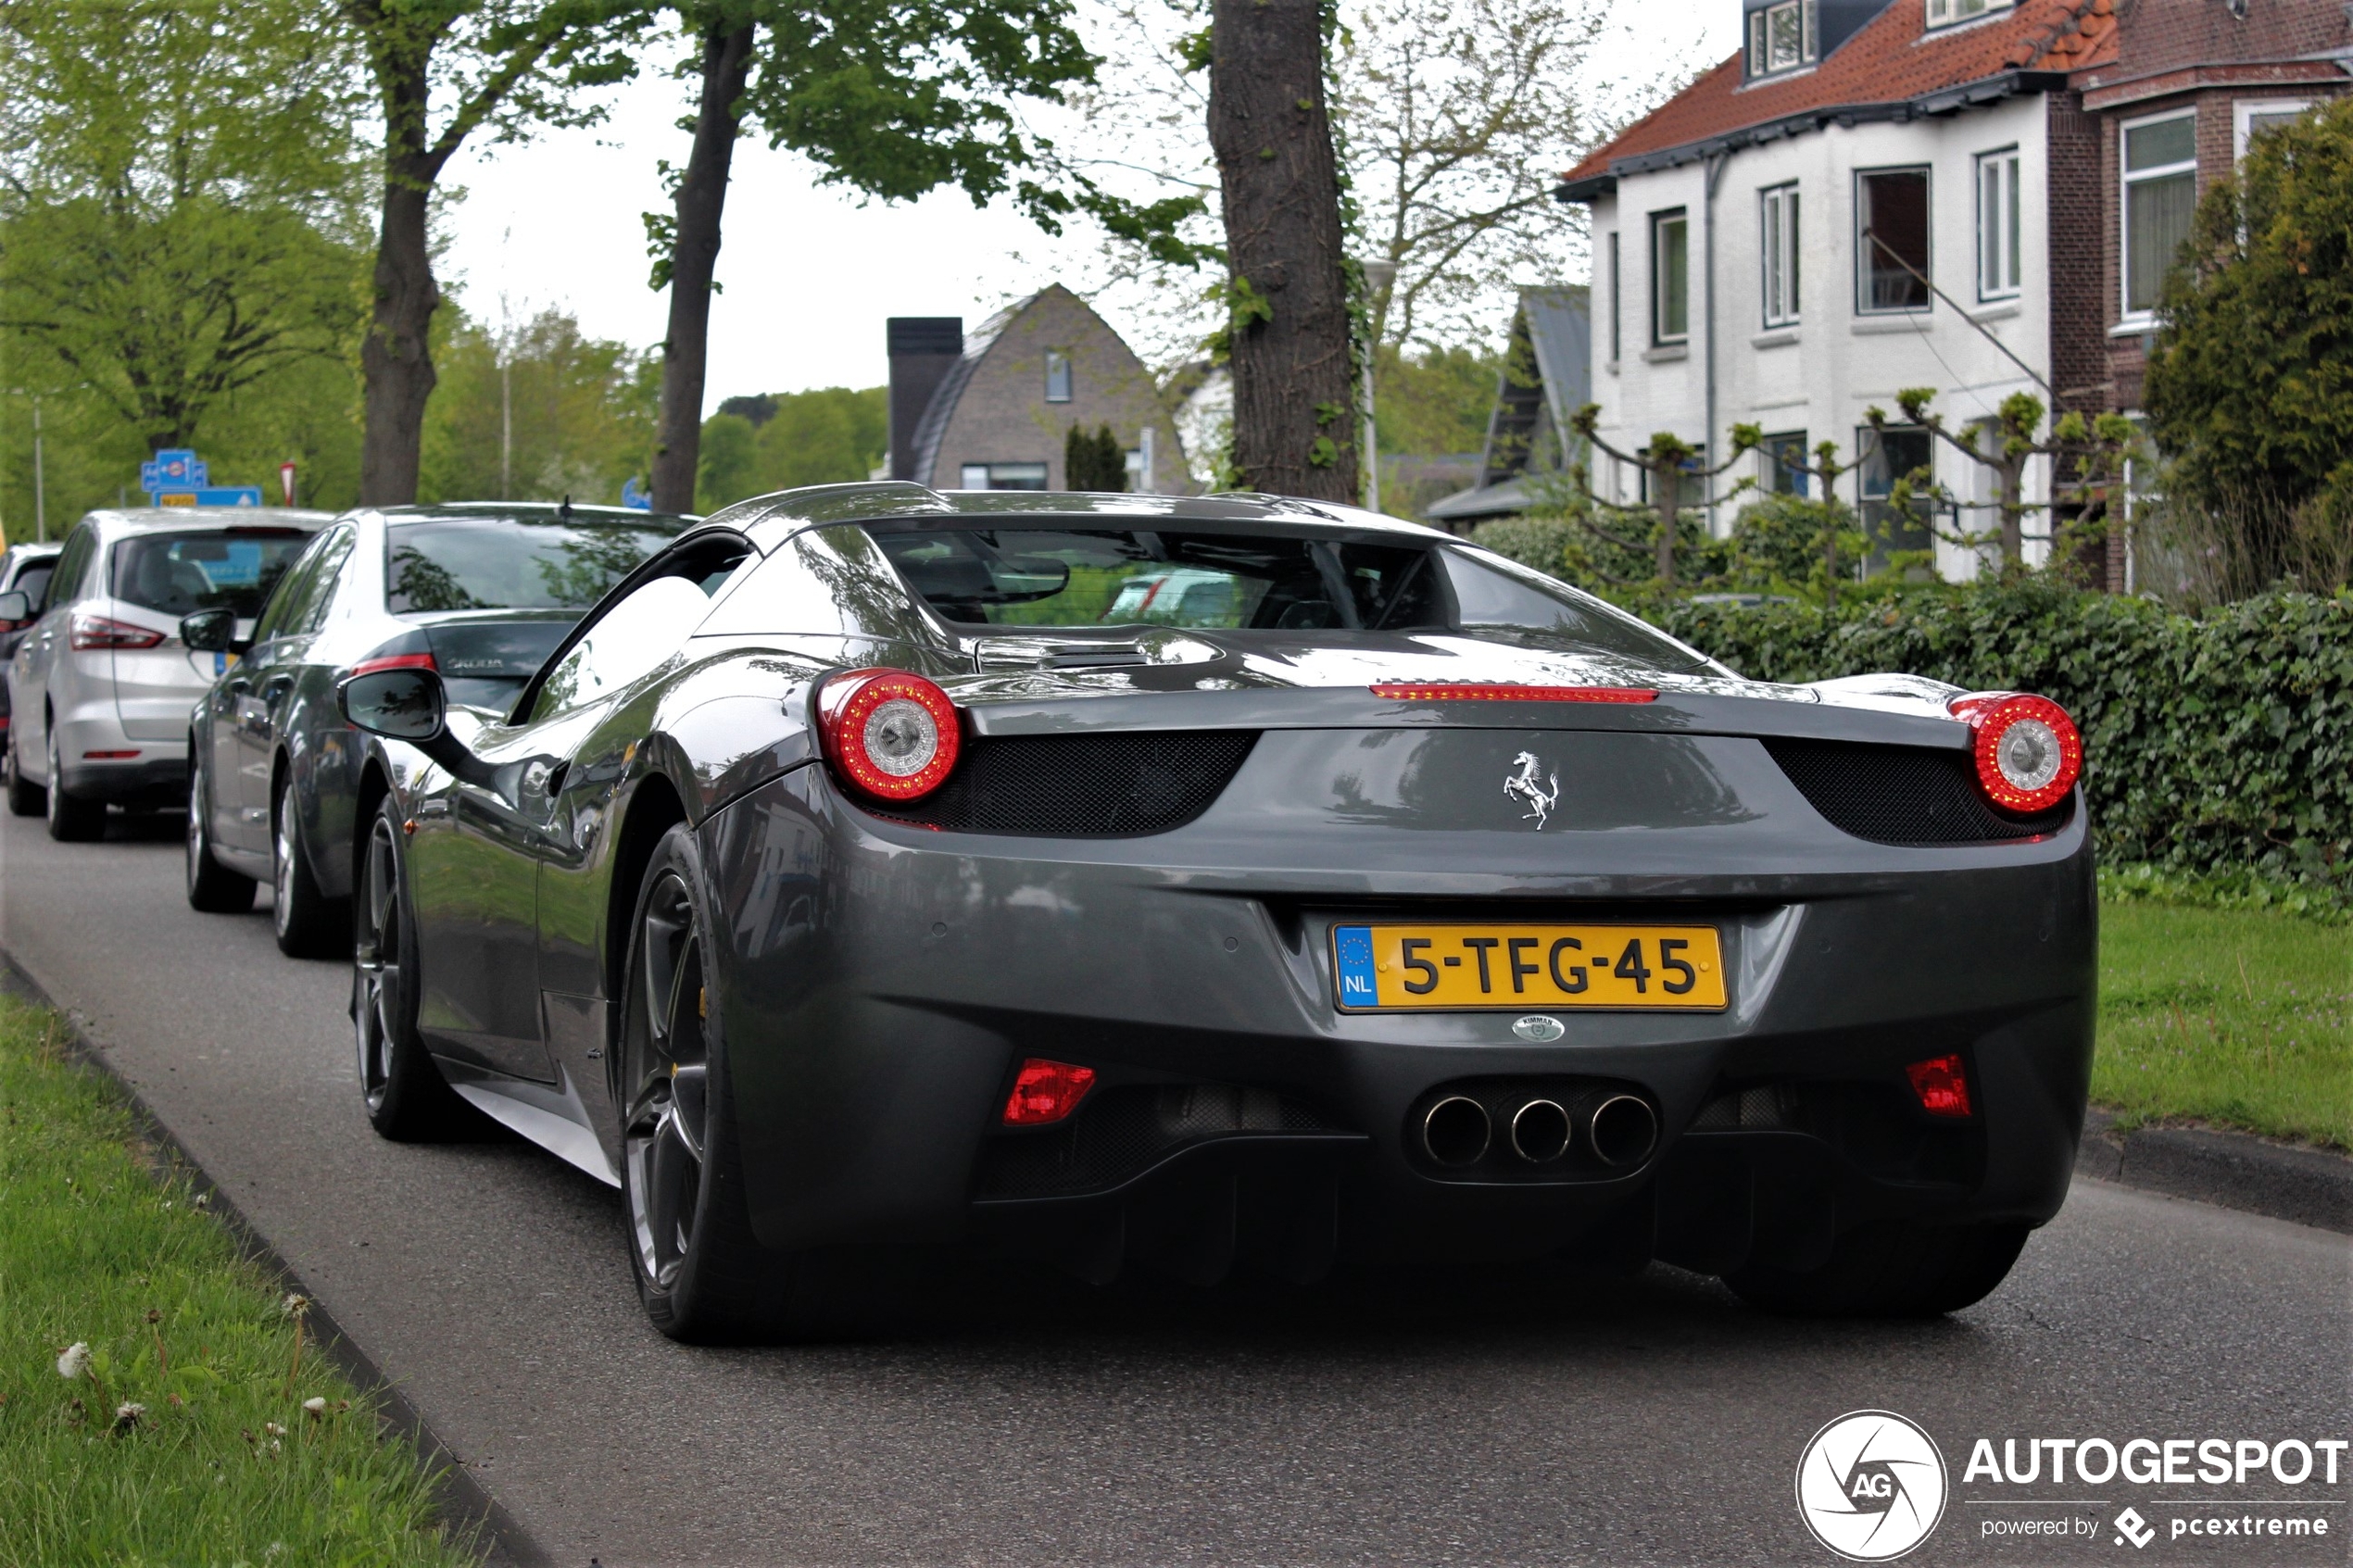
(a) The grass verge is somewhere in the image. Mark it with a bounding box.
[2095,900,2352,1151]
[0,993,474,1567]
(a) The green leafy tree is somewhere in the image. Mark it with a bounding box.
[693,385,886,510]
[1063,422,1127,491]
[339,0,649,506]
[420,307,656,504]
[694,411,761,509]
[2145,97,2353,576]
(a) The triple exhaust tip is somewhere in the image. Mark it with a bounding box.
[1420,1092,1657,1170]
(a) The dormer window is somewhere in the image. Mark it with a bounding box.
[1925,0,2013,28]
[1745,0,1817,79]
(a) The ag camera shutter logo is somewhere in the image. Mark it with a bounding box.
[1796,1411,1949,1561]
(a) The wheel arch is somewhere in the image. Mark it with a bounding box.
[604,768,690,1010]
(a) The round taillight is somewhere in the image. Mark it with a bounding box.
[1948,692,2082,814]
[816,668,962,802]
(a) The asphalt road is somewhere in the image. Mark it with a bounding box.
[2,807,2347,1568]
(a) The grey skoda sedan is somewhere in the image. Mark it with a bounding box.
[327,484,2094,1339]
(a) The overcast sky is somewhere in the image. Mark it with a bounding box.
[437,6,1738,414]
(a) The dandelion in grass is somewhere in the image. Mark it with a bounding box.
[263,1421,285,1437]
[303,1396,327,1420]
[56,1342,90,1380]
[112,1401,145,1433]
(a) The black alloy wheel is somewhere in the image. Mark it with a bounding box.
[353,798,469,1137]
[44,725,103,841]
[619,823,853,1342]
[185,756,256,912]
[271,781,346,958]
[4,728,41,816]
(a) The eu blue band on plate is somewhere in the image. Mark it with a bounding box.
[1334,925,1378,1008]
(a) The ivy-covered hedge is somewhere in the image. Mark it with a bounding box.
[1647,584,2353,887]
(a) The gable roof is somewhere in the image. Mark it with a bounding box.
[1558,0,2118,199]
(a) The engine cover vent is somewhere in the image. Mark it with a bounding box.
[1764,736,2068,846]
[879,730,1257,836]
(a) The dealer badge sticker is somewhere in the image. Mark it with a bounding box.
[1796,1410,1949,1561]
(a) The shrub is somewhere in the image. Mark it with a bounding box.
[1654,583,2353,889]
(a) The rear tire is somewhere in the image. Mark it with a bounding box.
[354,797,473,1139]
[4,730,41,817]
[1724,1220,2032,1317]
[186,758,256,913]
[618,824,861,1343]
[44,727,104,842]
[272,780,346,958]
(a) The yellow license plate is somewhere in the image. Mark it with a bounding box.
[1331,923,1727,1011]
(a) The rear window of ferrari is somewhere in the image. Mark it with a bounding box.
[867,526,1708,670]
[386,516,678,613]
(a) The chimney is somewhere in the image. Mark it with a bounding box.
[887,317,963,482]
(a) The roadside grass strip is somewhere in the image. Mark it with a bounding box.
[0,995,473,1567]
[2096,901,2353,1152]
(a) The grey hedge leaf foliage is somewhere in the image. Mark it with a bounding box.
[1653,585,2353,889]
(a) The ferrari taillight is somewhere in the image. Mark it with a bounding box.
[816,667,962,802]
[70,614,165,651]
[1002,1059,1096,1125]
[1948,692,2081,814]
[1905,1054,1972,1118]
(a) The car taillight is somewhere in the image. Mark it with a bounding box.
[349,652,437,677]
[70,614,165,651]
[1905,1054,1972,1118]
[815,667,962,802]
[1948,692,2081,814]
[1371,683,1658,703]
[1002,1059,1097,1125]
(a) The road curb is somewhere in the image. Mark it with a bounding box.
[0,950,547,1568]
[2077,1106,2353,1235]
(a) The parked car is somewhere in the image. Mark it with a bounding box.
[183,501,689,957]
[329,483,2095,1341]
[5,509,329,841]
[0,541,63,783]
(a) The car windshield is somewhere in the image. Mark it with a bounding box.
[867,524,1709,668]
[386,516,679,613]
[109,530,313,619]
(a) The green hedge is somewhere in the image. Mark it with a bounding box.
[1647,584,2353,888]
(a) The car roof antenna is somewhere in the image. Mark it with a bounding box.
[559,495,573,521]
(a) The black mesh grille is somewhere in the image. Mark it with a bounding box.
[975,1084,1334,1200]
[881,731,1257,836]
[1764,736,2068,846]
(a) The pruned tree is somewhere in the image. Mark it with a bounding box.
[1866,389,2136,576]
[1567,408,1759,585]
[1208,0,1355,501]
[339,0,649,506]
[642,0,1197,514]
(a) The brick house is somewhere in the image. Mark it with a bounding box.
[886,285,1193,495]
[1554,0,2347,581]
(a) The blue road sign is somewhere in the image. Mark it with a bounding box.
[140,449,208,493]
[620,475,651,510]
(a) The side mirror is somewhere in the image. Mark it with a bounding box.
[0,591,27,624]
[180,607,237,653]
[338,666,447,743]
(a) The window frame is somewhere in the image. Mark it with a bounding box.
[1924,0,2012,28]
[1974,145,2022,301]
[1605,231,1621,364]
[1854,165,1933,317]
[1650,207,1690,346]
[1760,430,1810,496]
[1043,348,1074,404]
[2233,99,2311,162]
[1744,0,1818,79]
[1758,182,1801,328]
[2120,107,2197,327]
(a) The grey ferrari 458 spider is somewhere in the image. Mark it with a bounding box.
[333,483,2093,1339]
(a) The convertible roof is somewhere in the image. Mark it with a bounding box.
[691,482,1453,555]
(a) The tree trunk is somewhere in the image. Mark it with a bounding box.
[360,39,442,508]
[650,21,755,516]
[1655,465,1680,585]
[1208,0,1356,503]
[1999,454,2026,567]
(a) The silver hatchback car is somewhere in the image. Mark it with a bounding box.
[5,507,328,839]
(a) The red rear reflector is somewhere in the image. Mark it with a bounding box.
[350,652,437,677]
[1001,1058,1097,1126]
[69,614,165,651]
[1905,1054,1972,1118]
[1370,683,1657,703]
[82,749,141,759]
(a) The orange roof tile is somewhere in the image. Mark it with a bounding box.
[1560,0,2118,192]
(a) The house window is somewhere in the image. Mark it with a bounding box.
[1744,0,1817,78]
[1651,208,1689,345]
[1924,0,2011,27]
[1044,350,1073,403]
[1976,147,2021,299]
[1759,182,1800,327]
[1636,444,1705,505]
[2122,111,2196,320]
[2234,100,2311,161]
[1761,431,1809,495]
[958,462,1050,491]
[1606,231,1621,363]
[1856,168,1931,314]
[1859,425,1935,562]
